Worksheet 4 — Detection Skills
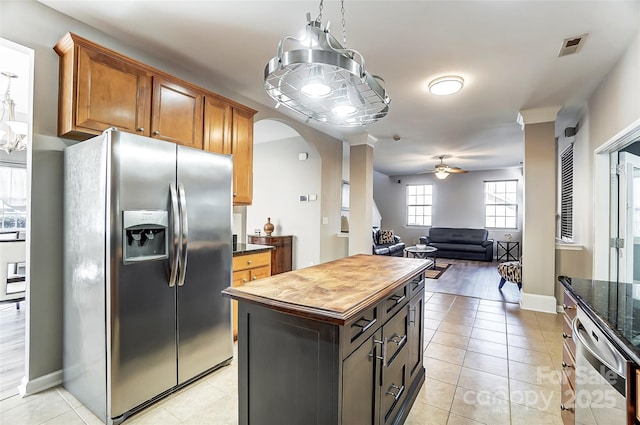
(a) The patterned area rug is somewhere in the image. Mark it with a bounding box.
[425,261,453,279]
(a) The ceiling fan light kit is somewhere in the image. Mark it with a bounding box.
[428,155,469,178]
[264,0,390,127]
[428,75,464,96]
[435,170,449,180]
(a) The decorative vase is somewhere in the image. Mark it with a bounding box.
[263,217,274,236]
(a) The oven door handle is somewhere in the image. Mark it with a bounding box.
[572,316,628,397]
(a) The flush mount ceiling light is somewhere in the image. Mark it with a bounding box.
[0,71,27,154]
[264,0,390,127]
[428,75,464,96]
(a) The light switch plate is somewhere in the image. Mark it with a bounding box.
[299,195,308,202]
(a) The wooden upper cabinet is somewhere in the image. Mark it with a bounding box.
[55,32,257,204]
[55,33,152,140]
[204,98,256,205]
[151,77,203,149]
[231,107,255,205]
[203,96,232,155]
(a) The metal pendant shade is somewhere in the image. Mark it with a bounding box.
[264,11,390,127]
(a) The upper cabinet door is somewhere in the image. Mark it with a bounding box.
[151,77,203,149]
[73,46,152,138]
[203,96,232,155]
[231,108,254,205]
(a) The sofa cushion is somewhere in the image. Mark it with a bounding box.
[377,229,396,244]
[428,228,488,245]
[429,242,487,253]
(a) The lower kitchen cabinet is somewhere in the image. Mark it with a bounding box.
[247,235,293,275]
[234,269,425,425]
[561,287,577,425]
[231,251,271,339]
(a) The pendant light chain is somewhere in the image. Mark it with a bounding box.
[317,0,324,22]
[341,0,347,47]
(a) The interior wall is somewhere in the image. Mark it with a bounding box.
[247,135,321,269]
[252,111,345,264]
[584,30,640,281]
[373,168,523,250]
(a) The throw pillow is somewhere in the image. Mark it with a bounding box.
[378,229,395,244]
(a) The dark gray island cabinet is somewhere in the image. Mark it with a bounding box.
[223,254,431,425]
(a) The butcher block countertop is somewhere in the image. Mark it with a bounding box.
[222,254,430,325]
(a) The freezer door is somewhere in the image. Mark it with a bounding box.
[109,131,178,417]
[176,146,233,383]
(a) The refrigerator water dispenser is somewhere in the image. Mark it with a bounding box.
[122,210,169,264]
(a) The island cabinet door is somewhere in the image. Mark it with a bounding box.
[407,293,424,382]
[342,330,382,425]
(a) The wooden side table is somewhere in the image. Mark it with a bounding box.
[247,235,293,275]
[496,241,519,262]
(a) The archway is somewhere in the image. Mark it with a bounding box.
[248,119,322,269]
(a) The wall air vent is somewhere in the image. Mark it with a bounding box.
[558,34,588,57]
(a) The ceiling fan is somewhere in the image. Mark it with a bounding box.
[419,156,469,179]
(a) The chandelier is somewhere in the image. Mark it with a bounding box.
[0,71,28,154]
[264,0,390,127]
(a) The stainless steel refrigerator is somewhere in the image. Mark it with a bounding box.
[63,129,233,424]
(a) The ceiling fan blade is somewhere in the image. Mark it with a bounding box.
[448,168,468,174]
[416,169,432,175]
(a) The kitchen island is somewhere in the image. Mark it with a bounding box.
[223,254,431,425]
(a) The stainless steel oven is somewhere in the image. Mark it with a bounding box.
[573,309,633,425]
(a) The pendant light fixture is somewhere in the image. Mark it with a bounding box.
[0,71,27,154]
[264,0,390,127]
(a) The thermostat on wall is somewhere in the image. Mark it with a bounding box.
[298,152,308,160]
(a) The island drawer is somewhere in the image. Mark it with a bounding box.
[232,251,271,271]
[384,285,408,319]
[346,305,380,351]
[408,272,425,298]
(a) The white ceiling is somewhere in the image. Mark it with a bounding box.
[38,0,640,176]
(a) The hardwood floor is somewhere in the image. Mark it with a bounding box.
[424,258,521,304]
[0,301,24,400]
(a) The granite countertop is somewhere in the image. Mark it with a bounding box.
[559,276,640,364]
[232,243,275,256]
[222,254,430,325]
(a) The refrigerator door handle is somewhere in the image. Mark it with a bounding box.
[177,183,189,286]
[169,183,180,287]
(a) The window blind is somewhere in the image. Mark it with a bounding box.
[560,144,573,239]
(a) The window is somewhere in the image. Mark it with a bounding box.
[484,180,517,228]
[560,144,573,240]
[0,163,27,230]
[406,184,432,226]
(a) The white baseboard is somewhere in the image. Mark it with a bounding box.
[520,292,557,314]
[18,369,62,397]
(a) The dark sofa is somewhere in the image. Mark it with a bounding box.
[419,227,493,261]
[372,227,406,257]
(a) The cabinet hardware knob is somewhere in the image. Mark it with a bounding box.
[153,130,160,135]
[233,193,237,197]
[562,332,571,339]
[242,278,248,283]
[560,404,574,412]
[561,361,573,368]
[562,304,575,310]
[247,260,252,264]
[137,127,144,132]
[252,276,257,280]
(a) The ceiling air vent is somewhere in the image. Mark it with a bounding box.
[558,34,588,57]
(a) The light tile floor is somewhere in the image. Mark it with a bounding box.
[0,292,564,425]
